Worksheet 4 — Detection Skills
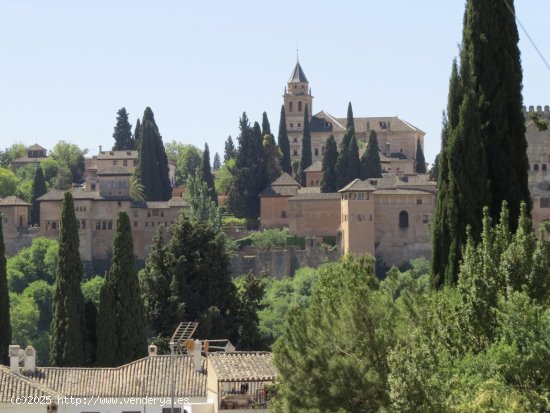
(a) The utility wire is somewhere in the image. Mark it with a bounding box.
[502,0,550,72]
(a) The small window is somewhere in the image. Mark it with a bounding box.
[123,160,128,166]
[133,160,137,166]
[290,123,294,128]
[96,221,101,230]
[534,164,539,171]
[298,101,302,112]
[289,102,293,112]
[314,148,319,156]
[416,199,423,205]
[118,201,122,207]
[399,211,409,229]
[541,198,550,208]
[52,222,57,230]
[81,220,86,229]
[147,211,151,217]
[293,150,298,156]
[108,221,113,230]
[102,221,107,230]
[298,122,301,128]
[281,210,287,218]
[423,215,429,224]
[543,164,547,171]
[91,184,96,191]
[293,137,297,143]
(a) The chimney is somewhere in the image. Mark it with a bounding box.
[9,345,23,374]
[191,339,202,372]
[23,346,36,374]
[148,344,157,357]
[99,145,103,153]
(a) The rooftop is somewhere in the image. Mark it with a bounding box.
[0,196,31,206]
[304,160,323,172]
[0,365,61,404]
[290,192,340,201]
[97,150,138,159]
[208,352,276,382]
[288,61,308,83]
[312,111,425,134]
[260,173,301,197]
[339,179,376,193]
[97,165,132,176]
[27,144,47,151]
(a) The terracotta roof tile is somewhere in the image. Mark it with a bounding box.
[304,161,323,172]
[0,365,61,403]
[339,179,376,193]
[0,196,31,206]
[208,352,276,382]
[97,165,132,176]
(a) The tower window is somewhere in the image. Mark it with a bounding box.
[314,148,319,156]
[399,211,409,229]
[543,164,547,171]
[293,150,298,156]
[298,101,302,112]
[534,164,539,171]
[290,123,294,128]
[298,123,301,128]
[289,102,293,112]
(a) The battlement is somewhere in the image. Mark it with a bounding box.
[523,105,550,114]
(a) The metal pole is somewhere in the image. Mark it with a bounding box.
[170,342,175,413]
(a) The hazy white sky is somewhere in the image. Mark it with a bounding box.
[1,0,549,163]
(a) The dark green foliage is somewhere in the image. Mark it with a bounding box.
[320,135,338,193]
[112,107,135,150]
[141,213,239,341]
[361,130,382,179]
[346,101,355,134]
[224,135,237,163]
[261,111,271,136]
[135,108,172,201]
[49,141,87,184]
[277,105,292,175]
[227,113,267,222]
[22,281,53,332]
[235,273,267,350]
[213,152,221,170]
[262,113,282,184]
[334,103,357,189]
[0,216,11,365]
[200,143,218,205]
[133,118,141,149]
[165,142,202,185]
[30,166,47,226]
[415,138,426,173]
[83,300,97,366]
[298,105,312,186]
[346,135,361,181]
[50,192,86,366]
[97,212,146,366]
[429,154,440,181]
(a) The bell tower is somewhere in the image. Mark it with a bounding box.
[284,59,313,136]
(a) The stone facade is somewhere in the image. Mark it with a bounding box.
[10,144,48,171]
[304,161,323,187]
[0,197,34,256]
[38,165,187,261]
[288,192,341,237]
[259,173,300,230]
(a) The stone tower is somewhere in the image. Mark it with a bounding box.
[284,60,313,141]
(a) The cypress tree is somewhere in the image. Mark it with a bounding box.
[0,216,11,365]
[97,212,146,366]
[143,107,171,201]
[224,135,236,163]
[415,138,427,173]
[346,101,355,135]
[299,104,312,186]
[361,130,382,179]
[30,165,47,226]
[277,105,292,175]
[463,0,530,229]
[50,192,86,366]
[83,300,97,366]
[112,107,134,150]
[200,143,218,205]
[136,119,161,201]
[320,135,338,193]
[261,111,271,136]
[347,135,361,181]
[253,121,269,192]
[335,102,356,188]
[134,118,141,150]
[213,152,221,170]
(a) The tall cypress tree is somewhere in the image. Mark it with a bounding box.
[335,103,356,188]
[277,105,292,175]
[432,62,461,287]
[415,138,427,173]
[213,152,221,170]
[224,136,236,163]
[361,130,382,179]
[136,119,161,201]
[347,136,361,182]
[261,111,271,136]
[112,107,134,150]
[50,192,86,366]
[97,212,146,366]
[320,135,338,193]
[253,122,269,193]
[346,102,355,135]
[463,0,529,229]
[0,216,11,365]
[134,118,141,150]
[200,143,218,205]
[299,104,312,186]
[30,165,47,226]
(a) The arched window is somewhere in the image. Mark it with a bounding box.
[289,102,293,112]
[399,211,409,229]
[534,164,539,171]
[543,164,547,171]
[298,101,302,112]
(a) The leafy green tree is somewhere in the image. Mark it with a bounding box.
[429,154,440,181]
[298,104,312,186]
[49,141,87,183]
[415,138,426,173]
[277,105,292,175]
[320,135,338,193]
[141,213,239,341]
[165,141,202,186]
[235,273,267,350]
[39,158,62,184]
[0,167,17,197]
[361,130,382,179]
[22,280,53,332]
[0,143,26,168]
[216,158,235,195]
[112,107,135,150]
[97,212,146,366]
[30,166,47,226]
[0,216,11,365]
[224,135,237,163]
[50,192,87,366]
[82,276,104,306]
[184,169,221,230]
[200,143,218,205]
[213,152,221,170]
